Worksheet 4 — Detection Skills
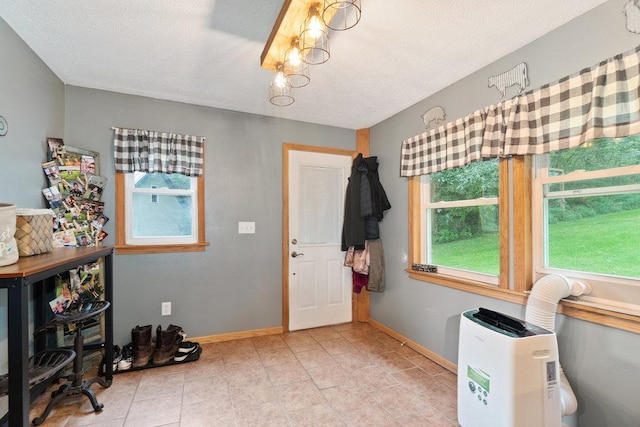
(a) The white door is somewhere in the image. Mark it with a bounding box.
[288,150,352,331]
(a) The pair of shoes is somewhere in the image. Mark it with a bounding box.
[130,324,190,367]
[173,341,200,362]
[118,344,134,371]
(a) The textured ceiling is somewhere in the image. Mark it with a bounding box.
[0,0,609,130]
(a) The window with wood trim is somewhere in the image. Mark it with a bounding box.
[409,156,531,298]
[409,147,640,333]
[115,172,208,254]
[419,159,500,283]
[532,136,640,316]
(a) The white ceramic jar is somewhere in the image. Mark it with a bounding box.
[0,203,19,266]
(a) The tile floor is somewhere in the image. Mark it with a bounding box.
[29,322,458,426]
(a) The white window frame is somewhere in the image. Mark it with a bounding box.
[532,155,640,317]
[420,172,500,286]
[124,172,199,245]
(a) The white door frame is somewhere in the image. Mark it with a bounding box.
[282,143,355,332]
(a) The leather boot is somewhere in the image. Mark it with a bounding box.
[152,325,181,365]
[131,325,154,368]
[167,324,186,342]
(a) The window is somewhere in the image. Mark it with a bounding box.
[115,172,207,254]
[409,155,533,299]
[419,159,500,284]
[112,126,208,254]
[533,136,640,315]
[409,139,640,331]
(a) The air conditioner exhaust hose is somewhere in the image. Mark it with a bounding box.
[525,274,587,417]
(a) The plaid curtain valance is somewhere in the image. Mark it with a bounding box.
[401,44,640,177]
[113,127,205,177]
[401,109,486,176]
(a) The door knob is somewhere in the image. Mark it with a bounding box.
[291,251,304,258]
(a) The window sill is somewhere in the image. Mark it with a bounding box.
[407,270,527,304]
[115,242,210,255]
[557,300,640,334]
[407,269,640,334]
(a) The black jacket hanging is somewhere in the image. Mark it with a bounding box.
[341,154,391,251]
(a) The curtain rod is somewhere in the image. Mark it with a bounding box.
[111,126,205,140]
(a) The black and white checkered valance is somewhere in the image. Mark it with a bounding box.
[401,109,486,176]
[113,127,205,177]
[401,44,640,177]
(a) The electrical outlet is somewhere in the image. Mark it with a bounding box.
[161,302,171,316]
[238,221,256,234]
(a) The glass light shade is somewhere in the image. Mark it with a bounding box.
[287,38,303,67]
[285,40,311,88]
[300,4,330,65]
[323,0,361,30]
[270,84,294,106]
[273,68,288,89]
[270,63,294,106]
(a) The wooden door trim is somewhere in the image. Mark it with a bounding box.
[354,129,371,323]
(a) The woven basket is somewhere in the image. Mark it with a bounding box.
[15,209,54,256]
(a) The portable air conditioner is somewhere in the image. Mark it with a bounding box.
[457,308,562,427]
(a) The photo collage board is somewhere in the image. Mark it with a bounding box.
[42,138,108,344]
[42,138,109,248]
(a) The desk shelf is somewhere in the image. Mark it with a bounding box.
[0,246,114,427]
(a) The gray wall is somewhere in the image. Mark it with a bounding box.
[0,17,65,374]
[369,1,640,426]
[0,18,65,205]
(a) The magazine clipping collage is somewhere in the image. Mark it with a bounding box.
[42,138,109,249]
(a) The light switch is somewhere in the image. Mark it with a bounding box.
[238,221,256,234]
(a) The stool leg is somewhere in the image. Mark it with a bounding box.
[32,384,71,425]
[86,376,109,388]
[72,328,85,387]
[80,387,104,412]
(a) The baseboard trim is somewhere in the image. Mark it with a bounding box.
[368,318,457,374]
[190,326,284,344]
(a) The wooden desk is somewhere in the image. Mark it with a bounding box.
[0,247,114,426]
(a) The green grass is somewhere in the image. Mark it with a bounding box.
[432,209,640,277]
[432,233,499,275]
[548,208,640,277]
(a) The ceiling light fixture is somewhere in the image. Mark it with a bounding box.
[261,0,361,106]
